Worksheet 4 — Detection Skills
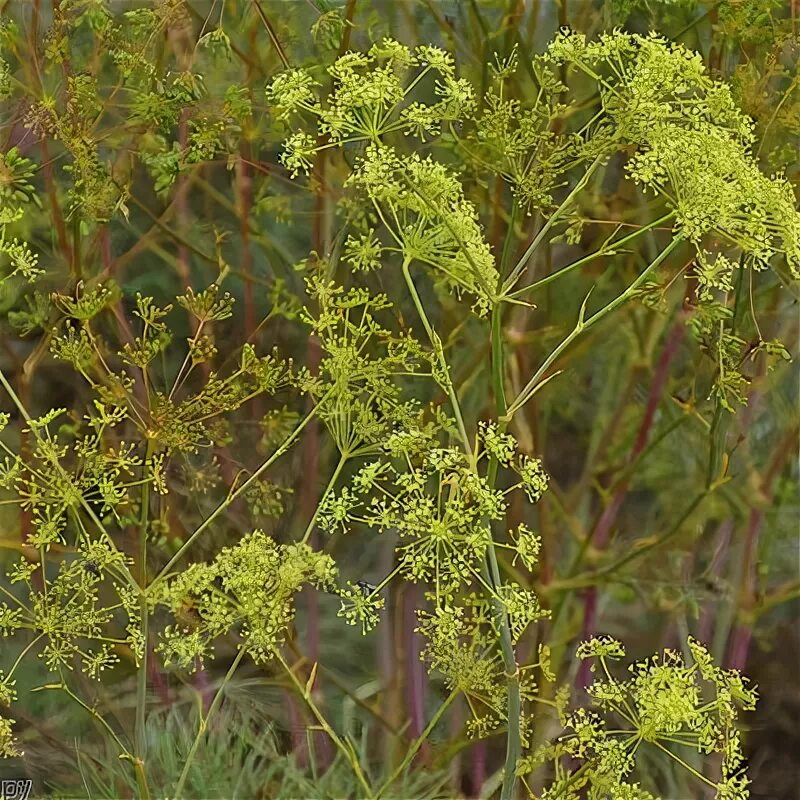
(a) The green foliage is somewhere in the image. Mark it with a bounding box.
[0,2,796,799]
[49,700,451,800]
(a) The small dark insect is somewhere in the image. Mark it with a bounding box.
[355,580,378,597]
[176,598,201,629]
[83,560,100,578]
[700,575,726,596]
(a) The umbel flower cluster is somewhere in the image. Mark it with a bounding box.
[518,636,758,800]
[151,531,336,669]
[319,420,548,610]
[269,30,799,416]
[265,31,773,800]
[299,275,436,455]
[544,30,800,274]
[267,41,499,315]
[314,416,553,743]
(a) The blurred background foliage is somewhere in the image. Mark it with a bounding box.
[0,0,797,797]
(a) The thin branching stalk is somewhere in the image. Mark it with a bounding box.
[507,212,676,299]
[375,686,460,800]
[301,450,349,544]
[135,438,155,781]
[501,155,604,294]
[174,646,246,797]
[403,255,522,800]
[506,235,684,418]
[276,653,374,799]
[151,388,332,585]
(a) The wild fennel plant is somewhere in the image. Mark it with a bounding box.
[0,8,797,800]
[264,31,794,798]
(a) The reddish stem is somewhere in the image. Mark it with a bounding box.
[697,520,733,644]
[577,319,684,691]
[236,149,256,346]
[404,584,430,762]
[727,508,761,672]
[727,428,797,670]
[148,648,171,706]
[470,739,487,798]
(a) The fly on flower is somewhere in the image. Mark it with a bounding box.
[337,580,385,634]
[83,560,100,578]
[355,580,379,597]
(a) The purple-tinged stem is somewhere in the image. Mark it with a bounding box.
[697,521,733,644]
[404,585,429,763]
[577,320,685,690]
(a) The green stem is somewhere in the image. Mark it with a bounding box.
[588,490,707,580]
[401,257,472,456]
[135,438,155,775]
[174,647,246,798]
[301,450,348,545]
[59,683,128,754]
[7,633,44,678]
[0,367,36,426]
[72,214,82,283]
[374,686,460,800]
[653,740,717,788]
[507,212,675,299]
[501,155,604,294]
[491,303,508,413]
[403,255,521,800]
[50,676,144,795]
[277,653,374,798]
[488,300,521,800]
[489,544,521,800]
[506,235,683,418]
[133,760,152,800]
